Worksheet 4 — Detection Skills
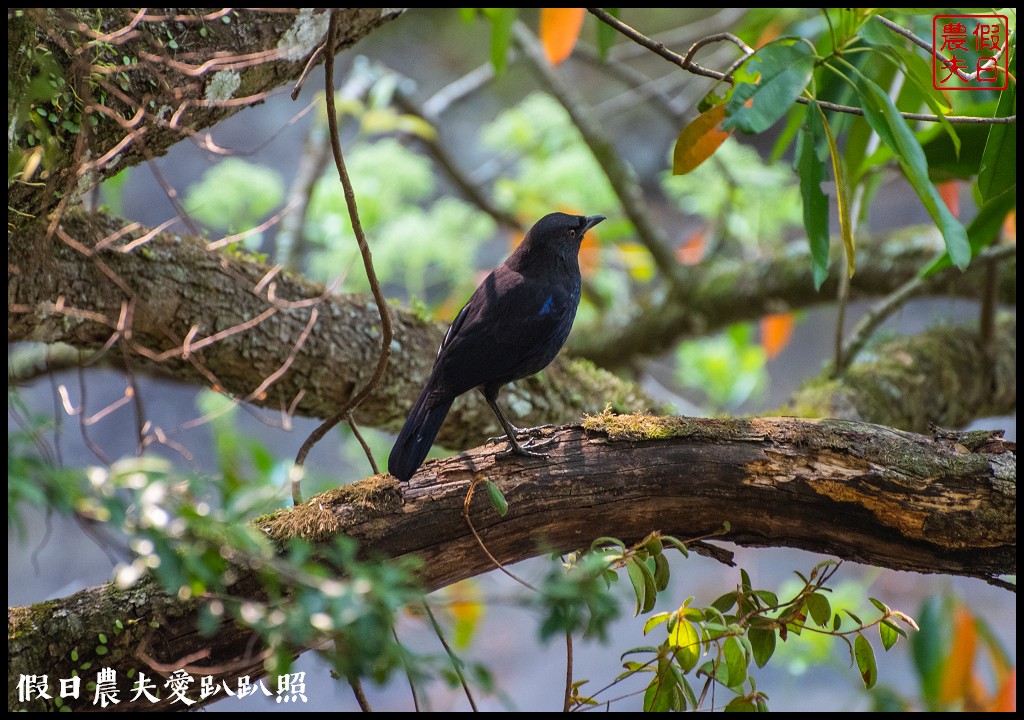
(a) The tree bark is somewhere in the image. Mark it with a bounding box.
[786,315,1016,433]
[8,208,657,446]
[7,415,1016,712]
[10,209,1014,444]
[8,8,402,226]
[570,231,1016,368]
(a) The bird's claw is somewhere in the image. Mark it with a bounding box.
[486,424,557,447]
[493,425,559,458]
[496,444,548,460]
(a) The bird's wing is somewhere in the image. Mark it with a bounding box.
[431,267,578,393]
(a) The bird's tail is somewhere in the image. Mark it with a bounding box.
[388,389,454,482]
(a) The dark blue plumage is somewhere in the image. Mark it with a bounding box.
[388,212,605,482]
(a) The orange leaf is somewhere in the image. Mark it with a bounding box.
[987,668,1017,712]
[676,227,707,265]
[1003,209,1015,241]
[755,20,782,48]
[540,8,585,65]
[760,313,794,359]
[507,229,526,254]
[938,180,960,219]
[939,605,978,706]
[672,104,732,175]
[579,227,601,277]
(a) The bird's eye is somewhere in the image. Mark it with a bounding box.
[569,229,576,238]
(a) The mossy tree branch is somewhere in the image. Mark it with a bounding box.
[786,315,1016,432]
[7,415,1015,711]
[10,210,1014,444]
[8,208,657,448]
[8,8,402,228]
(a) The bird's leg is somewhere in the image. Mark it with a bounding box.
[483,394,554,458]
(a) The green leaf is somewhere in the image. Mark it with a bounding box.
[662,535,689,557]
[978,50,1016,203]
[749,627,776,668]
[724,697,757,712]
[483,8,517,75]
[723,38,816,134]
[653,552,670,591]
[643,611,672,635]
[596,8,620,60]
[854,73,970,269]
[626,558,646,617]
[816,102,855,276]
[854,633,877,689]
[712,591,737,613]
[806,592,832,627]
[921,183,1015,276]
[643,675,675,712]
[879,620,900,650]
[591,536,627,550]
[889,47,959,157]
[669,618,701,671]
[644,535,664,556]
[911,595,947,708]
[723,636,748,689]
[868,597,888,614]
[636,558,659,613]
[796,102,831,289]
[483,480,508,516]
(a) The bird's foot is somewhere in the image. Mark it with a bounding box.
[486,423,558,444]
[494,425,559,458]
[496,443,548,460]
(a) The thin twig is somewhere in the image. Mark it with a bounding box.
[422,603,479,712]
[292,9,394,502]
[346,415,379,476]
[348,676,373,712]
[277,124,330,268]
[835,243,1017,375]
[563,630,574,713]
[392,625,421,712]
[874,14,1009,83]
[979,255,998,349]
[586,8,1017,125]
[393,85,524,231]
[463,477,538,592]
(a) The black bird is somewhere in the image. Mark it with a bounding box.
[388,212,605,482]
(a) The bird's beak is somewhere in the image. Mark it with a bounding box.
[582,215,606,234]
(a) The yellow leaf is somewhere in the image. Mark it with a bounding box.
[672,104,732,175]
[816,103,855,276]
[540,8,585,65]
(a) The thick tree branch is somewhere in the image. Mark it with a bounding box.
[8,208,656,449]
[8,415,1015,711]
[10,211,1016,441]
[786,314,1016,432]
[8,8,402,227]
[570,234,1016,367]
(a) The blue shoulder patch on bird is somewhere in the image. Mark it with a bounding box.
[539,295,554,316]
